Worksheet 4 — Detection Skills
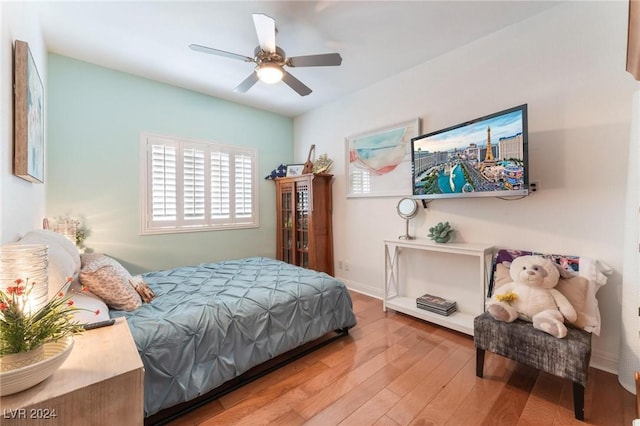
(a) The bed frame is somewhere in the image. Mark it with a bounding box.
[145,327,350,426]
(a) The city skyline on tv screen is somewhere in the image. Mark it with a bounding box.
[411,105,527,199]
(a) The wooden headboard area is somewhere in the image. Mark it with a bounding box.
[628,0,640,80]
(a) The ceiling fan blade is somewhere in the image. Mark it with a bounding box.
[233,72,259,93]
[252,13,276,53]
[189,44,253,62]
[282,71,312,96]
[287,53,342,67]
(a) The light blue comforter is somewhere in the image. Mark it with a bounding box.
[110,257,357,417]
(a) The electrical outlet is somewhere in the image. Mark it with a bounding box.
[338,260,343,270]
[344,261,351,272]
[530,181,539,193]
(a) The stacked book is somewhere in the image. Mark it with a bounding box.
[416,293,457,316]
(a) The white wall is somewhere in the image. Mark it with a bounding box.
[0,2,47,243]
[294,1,638,373]
[619,88,640,392]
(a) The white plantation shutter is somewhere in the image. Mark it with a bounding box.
[235,154,253,218]
[141,133,258,234]
[183,147,206,222]
[211,151,230,220]
[151,142,177,222]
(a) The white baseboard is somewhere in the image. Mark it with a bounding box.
[342,281,619,376]
[341,279,383,299]
[590,352,619,375]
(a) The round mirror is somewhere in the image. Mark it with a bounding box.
[397,197,419,240]
[397,197,419,219]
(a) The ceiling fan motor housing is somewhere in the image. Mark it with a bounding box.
[254,46,286,66]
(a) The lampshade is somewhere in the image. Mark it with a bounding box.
[256,63,284,84]
[0,244,48,314]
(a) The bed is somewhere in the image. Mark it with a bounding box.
[109,256,357,420]
[15,231,357,425]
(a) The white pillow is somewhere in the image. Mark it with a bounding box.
[17,230,80,299]
[576,257,612,335]
[20,230,80,272]
[66,282,111,324]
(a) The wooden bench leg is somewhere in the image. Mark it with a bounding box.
[573,382,585,421]
[476,348,485,378]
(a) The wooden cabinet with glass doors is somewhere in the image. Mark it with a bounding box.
[274,173,334,276]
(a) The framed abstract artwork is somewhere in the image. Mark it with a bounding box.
[14,40,44,183]
[346,118,420,198]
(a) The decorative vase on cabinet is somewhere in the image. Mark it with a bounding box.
[274,173,334,275]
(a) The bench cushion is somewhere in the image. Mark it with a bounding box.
[474,312,592,386]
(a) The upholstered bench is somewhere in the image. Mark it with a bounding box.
[474,312,592,420]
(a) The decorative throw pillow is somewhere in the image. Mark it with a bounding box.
[555,275,589,329]
[489,248,610,335]
[129,275,156,303]
[79,253,141,311]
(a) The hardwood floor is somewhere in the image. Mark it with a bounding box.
[168,291,636,426]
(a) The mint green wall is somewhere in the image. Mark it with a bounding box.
[47,54,293,274]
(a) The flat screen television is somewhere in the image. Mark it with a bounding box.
[411,104,529,200]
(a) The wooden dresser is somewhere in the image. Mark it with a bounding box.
[0,318,144,425]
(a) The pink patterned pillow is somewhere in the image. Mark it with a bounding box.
[79,253,141,311]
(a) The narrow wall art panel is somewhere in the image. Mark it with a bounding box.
[14,40,44,183]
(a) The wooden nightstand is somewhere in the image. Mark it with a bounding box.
[1,317,144,425]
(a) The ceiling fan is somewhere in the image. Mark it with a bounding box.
[189,13,342,96]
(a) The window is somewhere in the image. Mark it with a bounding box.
[140,132,258,235]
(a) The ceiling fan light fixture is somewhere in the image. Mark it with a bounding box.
[190,14,341,96]
[256,63,284,84]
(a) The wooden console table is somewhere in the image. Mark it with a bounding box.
[384,239,494,335]
[1,317,144,425]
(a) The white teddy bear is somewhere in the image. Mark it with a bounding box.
[487,255,577,338]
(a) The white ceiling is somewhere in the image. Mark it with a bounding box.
[31,1,562,117]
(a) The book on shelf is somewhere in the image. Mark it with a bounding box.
[416,302,457,316]
[416,293,456,310]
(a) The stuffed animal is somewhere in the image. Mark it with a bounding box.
[265,164,287,180]
[487,255,577,338]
